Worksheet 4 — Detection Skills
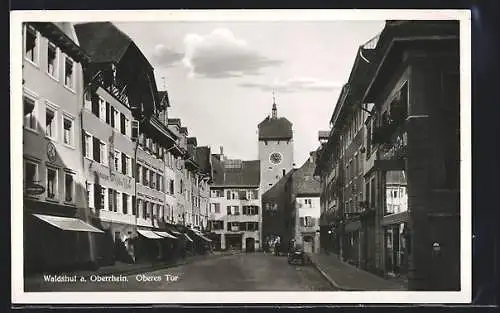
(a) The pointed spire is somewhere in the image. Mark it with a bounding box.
[272,88,277,119]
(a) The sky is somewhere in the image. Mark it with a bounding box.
[114,20,385,164]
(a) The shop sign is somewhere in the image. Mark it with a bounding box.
[25,183,46,195]
[91,166,133,189]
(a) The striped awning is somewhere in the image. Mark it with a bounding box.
[184,233,194,242]
[33,214,104,233]
[137,229,163,239]
[154,231,177,239]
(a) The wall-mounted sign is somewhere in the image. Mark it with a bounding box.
[47,142,57,163]
[25,183,46,195]
[90,165,133,190]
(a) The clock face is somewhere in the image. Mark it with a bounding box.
[269,152,282,165]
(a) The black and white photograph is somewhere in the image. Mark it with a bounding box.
[11,9,471,304]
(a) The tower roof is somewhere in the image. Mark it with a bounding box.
[258,93,293,140]
[258,117,293,140]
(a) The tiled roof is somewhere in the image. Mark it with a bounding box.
[195,147,211,175]
[211,157,260,187]
[292,153,321,196]
[187,137,198,146]
[258,117,293,140]
[74,22,132,63]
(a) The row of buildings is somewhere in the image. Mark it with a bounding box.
[22,22,214,274]
[314,20,461,290]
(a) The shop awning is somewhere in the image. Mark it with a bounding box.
[137,229,164,239]
[33,214,104,233]
[193,231,212,242]
[184,233,194,242]
[154,231,177,239]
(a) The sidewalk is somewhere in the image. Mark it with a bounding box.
[307,253,407,291]
[25,250,238,290]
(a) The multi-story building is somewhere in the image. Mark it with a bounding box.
[167,119,188,226]
[22,22,101,274]
[315,20,460,291]
[292,152,321,254]
[195,146,213,231]
[186,137,200,229]
[209,150,261,252]
[262,152,321,254]
[75,22,178,264]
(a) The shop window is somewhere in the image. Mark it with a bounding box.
[24,25,38,64]
[64,56,74,90]
[64,172,74,203]
[46,167,58,200]
[23,95,36,131]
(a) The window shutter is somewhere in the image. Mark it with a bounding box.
[299,217,304,227]
[255,206,259,215]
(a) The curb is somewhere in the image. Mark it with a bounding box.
[90,252,238,277]
[310,260,358,291]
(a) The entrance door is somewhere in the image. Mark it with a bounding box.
[245,238,255,252]
[303,236,314,253]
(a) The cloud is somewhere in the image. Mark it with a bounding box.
[239,77,343,93]
[151,44,184,67]
[182,28,283,78]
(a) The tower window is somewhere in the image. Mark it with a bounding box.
[282,169,286,176]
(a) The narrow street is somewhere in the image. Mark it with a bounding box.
[27,253,336,292]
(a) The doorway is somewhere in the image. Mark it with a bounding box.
[245,237,255,252]
[303,235,314,253]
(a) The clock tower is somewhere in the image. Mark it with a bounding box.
[258,97,294,194]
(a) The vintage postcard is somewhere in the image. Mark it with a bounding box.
[11,9,471,304]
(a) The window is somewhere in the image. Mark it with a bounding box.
[136,164,141,183]
[169,179,174,194]
[114,150,120,172]
[47,42,58,78]
[227,206,231,215]
[156,173,162,191]
[63,116,73,146]
[99,141,107,165]
[46,167,58,200]
[149,170,155,189]
[108,188,114,212]
[145,202,151,219]
[121,153,127,174]
[84,91,92,111]
[105,102,111,124]
[143,167,148,185]
[304,199,312,208]
[137,199,143,218]
[95,185,106,210]
[120,113,126,135]
[23,95,36,130]
[226,190,231,200]
[45,107,56,138]
[24,25,38,63]
[83,133,92,158]
[86,182,94,209]
[114,109,120,131]
[125,117,131,137]
[24,160,38,189]
[64,56,74,89]
[122,193,128,214]
[64,172,74,203]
